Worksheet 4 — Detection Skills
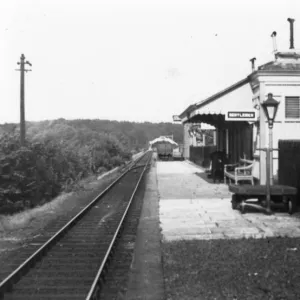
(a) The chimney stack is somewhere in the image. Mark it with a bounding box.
[271,31,277,52]
[287,18,295,49]
[250,57,256,72]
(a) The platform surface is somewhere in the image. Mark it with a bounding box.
[157,160,300,241]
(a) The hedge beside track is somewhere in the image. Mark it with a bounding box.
[0,134,131,214]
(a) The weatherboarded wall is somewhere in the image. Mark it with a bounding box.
[189,146,217,167]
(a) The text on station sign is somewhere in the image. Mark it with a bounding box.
[228,112,255,118]
[225,110,257,121]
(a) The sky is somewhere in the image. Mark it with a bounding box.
[0,0,299,124]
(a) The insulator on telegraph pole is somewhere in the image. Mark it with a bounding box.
[16,54,32,146]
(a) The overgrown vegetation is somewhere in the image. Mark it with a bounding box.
[162,238,300,299]
[0,133,130,214]
[0,119,183,214]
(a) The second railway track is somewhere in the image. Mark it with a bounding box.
[0,151,152,300]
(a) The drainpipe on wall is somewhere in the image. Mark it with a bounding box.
[259,83,267,185]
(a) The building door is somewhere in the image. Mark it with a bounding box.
[278,140,300,204]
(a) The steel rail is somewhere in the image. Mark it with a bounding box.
[85,152,152,300]
[0,151,148,298]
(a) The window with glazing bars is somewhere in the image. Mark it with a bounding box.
[285,96,300,118]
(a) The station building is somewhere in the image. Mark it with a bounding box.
[178,19,300,185]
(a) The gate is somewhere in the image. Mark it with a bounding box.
[278,140,300,204]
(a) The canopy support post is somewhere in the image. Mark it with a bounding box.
[226,129,229,155]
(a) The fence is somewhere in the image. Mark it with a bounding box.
[189,145,217,167]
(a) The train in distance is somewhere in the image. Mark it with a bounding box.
[149,136,184,161]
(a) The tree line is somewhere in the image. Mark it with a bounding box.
[0,119,183,213]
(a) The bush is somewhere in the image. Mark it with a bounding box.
[0,133,131,214]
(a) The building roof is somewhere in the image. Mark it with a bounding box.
[149,136,178,146]
[179,77,250,120]
[258,61,300,72]
[178,47,300,123]
[258,51,300,72]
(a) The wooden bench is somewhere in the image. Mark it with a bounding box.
[229,184,298,214]
[224,158,255,185]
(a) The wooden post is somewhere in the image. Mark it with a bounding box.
[20,54,25,146]
[16,54,32,146]
[226,129,229,156]
[213,130,217,146]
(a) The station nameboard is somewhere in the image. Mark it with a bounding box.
[172,115,181,122]
[225,110,257,121]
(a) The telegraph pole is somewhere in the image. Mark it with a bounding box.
[16,54,32,146]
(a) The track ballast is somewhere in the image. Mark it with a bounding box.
[0,151,152,300]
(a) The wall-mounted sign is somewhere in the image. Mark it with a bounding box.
[225,110,257,121]
[172,115,181,122]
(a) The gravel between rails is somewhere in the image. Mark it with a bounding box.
[99,166,148,300]
[1,152,152,300]
[0,174,123,282]
[0,151,145,278]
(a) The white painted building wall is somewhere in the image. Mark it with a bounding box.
[257,75,300,182]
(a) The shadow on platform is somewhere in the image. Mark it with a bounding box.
[194,172,224,184]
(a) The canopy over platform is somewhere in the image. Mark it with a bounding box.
[179,77,255,163]
[179,77,256,128]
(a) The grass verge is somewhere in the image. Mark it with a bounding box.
[162,238,300,300]
[0,193,71,233]
[0,169,121,238]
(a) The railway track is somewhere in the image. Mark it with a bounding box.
[0,151,152,300]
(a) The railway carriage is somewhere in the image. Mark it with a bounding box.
[149,136,182,160]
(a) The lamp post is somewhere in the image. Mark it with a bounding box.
[261,93,279,214]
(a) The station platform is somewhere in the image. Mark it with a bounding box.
[125,158,300,300]
[157,160,300,241]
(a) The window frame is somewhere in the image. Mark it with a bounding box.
[285,95,300,120]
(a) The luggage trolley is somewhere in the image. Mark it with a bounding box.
[229,184,298,215]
